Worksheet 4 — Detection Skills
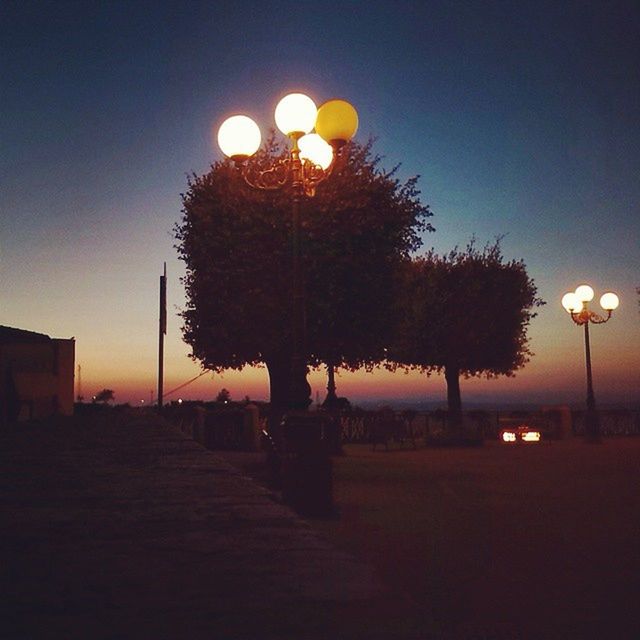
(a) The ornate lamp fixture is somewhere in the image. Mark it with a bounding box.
[217,94,358,195]
[216,93,358,411]
[561,284,619,441]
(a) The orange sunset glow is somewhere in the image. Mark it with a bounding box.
[66,279,638,408]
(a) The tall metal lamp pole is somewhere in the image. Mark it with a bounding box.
[216,94,358,412]
[561,285,619,442]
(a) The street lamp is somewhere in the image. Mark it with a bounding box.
[216,93,358,411]
[561,284,619,441]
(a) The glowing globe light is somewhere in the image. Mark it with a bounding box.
[561,292,581,313]
[217,115,261,160]
[600,292,619,311]
[299,133,334,170]
[275,93,317,136]
[575,284,594,302]
[315,99,359,146]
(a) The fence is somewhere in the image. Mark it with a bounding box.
[570,408,640,437]
[340,407,640,444]
[165,403,640,450]
[164,403,263,451]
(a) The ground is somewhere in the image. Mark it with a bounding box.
[1,413,424,639]
[3,411,639,639]
[221,437,640,639]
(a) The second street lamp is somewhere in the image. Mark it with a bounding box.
[216,93,358,412]
[561,284,619,442]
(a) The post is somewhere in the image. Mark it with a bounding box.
[324,361,338,408]
[76,364,83,402]
[583,319,600,442]
[289,138,311,411]
[158,263,167,411]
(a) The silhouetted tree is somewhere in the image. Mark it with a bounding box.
[393,240,543,427]
[216,388,231,403]
[175,136,432,413]
[93,389,115,404]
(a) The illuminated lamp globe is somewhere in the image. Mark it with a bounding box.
[217,115,261,161]
[561,292,581,313]
[299,133,333,170]
[600,292,619,311]
[315,99,358,147]
[574,284,594,302]
[275,93,317,136]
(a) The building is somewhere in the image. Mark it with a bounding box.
[0,326,75,425]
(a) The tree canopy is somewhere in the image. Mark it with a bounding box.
[215,388,231,403]
[392,240,544,422]
[175,136,432,408]
[93,389,115,404]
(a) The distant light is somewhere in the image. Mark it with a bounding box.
[600,292,619,311]
[501,427,542,443]
[217,115,261,160]
[275,93,317,136]
[178,398,183,404]
[140,399,145,404]
[298,133,333,169]
[575,284,594,302]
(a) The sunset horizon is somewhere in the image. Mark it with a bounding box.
[2,1,638,412]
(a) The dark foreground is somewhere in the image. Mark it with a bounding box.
[224,436,640,640]
[3,413,640,640]
[311,439,640,639]
[0,413,427,640]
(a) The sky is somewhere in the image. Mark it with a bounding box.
[1,0,639,408]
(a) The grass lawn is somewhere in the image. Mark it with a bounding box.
[221,437,640,639]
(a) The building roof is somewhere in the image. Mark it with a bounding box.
[0,326,52,345]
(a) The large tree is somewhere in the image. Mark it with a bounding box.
[175,136,431,413]
[393,240,543,426]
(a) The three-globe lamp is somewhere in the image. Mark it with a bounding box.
[562,284,619,315]
[217,92,358,164]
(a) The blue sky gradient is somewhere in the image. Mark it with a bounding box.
[2,1,638,406]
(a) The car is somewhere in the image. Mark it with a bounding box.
[500,425,542,443]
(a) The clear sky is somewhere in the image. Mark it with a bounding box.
[2,0,638,407]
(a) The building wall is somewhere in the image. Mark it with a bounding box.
[0,336,75,423]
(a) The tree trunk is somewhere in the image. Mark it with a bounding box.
[289,362,312,412]
[265,356,311,436]
[444,363,463,430]
[266,357,290,410]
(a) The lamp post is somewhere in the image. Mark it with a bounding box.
[216,93,358,412]
[561,284,619,442]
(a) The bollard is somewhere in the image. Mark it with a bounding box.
[242,403,260,451]
[280,413,333,518]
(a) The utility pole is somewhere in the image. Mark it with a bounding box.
[77,364,83,402]
[158,262,167,411]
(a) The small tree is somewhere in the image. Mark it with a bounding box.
[93,389,115,404]
[216,388,231,403]
[393,240,544,427]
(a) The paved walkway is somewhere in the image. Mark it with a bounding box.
[0,411,429,639]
